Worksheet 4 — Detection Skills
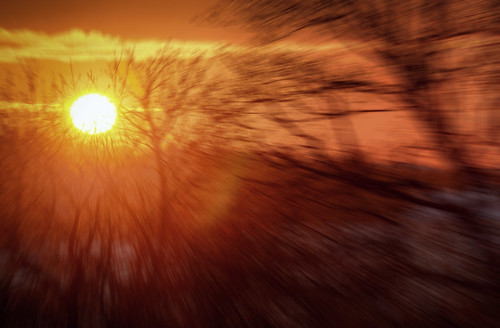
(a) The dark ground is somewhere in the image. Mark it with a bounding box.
[1,141,499,327]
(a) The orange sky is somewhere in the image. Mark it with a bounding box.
[0,0,250,83]
[0,0,242,42]
[1,2,498,170]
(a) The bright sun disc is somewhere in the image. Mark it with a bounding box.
[70,94,117,134]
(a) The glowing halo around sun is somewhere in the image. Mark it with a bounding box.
[70,94,117,134]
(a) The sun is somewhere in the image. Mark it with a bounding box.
[70,94,117,134]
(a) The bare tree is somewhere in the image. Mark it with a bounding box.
[201,0,500,183]
[198,0,500,299]
[109,48,220,235]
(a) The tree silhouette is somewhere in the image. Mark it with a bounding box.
[200,0,500,301]
[202,0,500,183]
